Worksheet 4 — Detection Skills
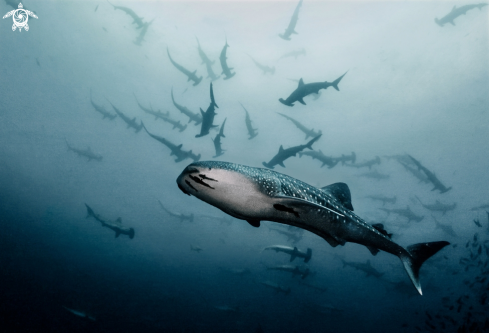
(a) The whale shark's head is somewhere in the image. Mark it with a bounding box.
[177,161,280,220]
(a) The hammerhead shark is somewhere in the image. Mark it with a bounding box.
[196,37,220,81]
[380,206,424,223]
[260,281,291,295]
[167,48,203,86]
[107,1,145,29]
[345,156,381,170]
[332,152,356,165]
[358,170,390,181]
[365,195,397,206]
[196,83,219,138]
[158,200,194,222]
[85,204,135,239]
[133,19,153,46]
[171,88,202,125]
[266,264,310,279]
[279,72,347,106]
[66,140,103,162]
[247,54,275,75]
[176,161,449,294]
[263,135,321,169]
[240,103,258,139]
[158,113,188,132]
[408,155,452,194]
[435,3,487,26]
[107,101,143,133]
[339,258,384,279]
[212,118,226,158]
[143,123,200,163]
[279,0,303,41]
[279,48,306,60]
[90,90,116,120]
[298,150,338,169]
[263,245,312,262]
[219,39,235,80]
[415,196,456,215]
[134,94,169,121]
[277,113,322,140]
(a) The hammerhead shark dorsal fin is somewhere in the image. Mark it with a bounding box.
[116,217,122,224]
[320,183,354,211]
[279,145,284,152]
[298,78,304,87]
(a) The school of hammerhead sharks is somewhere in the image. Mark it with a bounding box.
[56,0,489,330]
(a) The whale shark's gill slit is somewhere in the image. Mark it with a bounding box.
[273,204,300,217]
[185,180,198,192]
[199,174,217,182]
[189,175,215,189]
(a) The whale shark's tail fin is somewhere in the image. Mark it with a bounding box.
[304,248,312,263]
[331,71,348,91]
[400,241,449,295]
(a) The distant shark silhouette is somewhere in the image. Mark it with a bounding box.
[380,206,424,223]
[277,113,321,140]
[279,0,303,41]
[212,118,226,158]
[298,150,338,169]
[279,72,347,106]
[107,100,143,133]
[65,140,103,162]
[90,90,116,120]
[240,103,258,140]
[408,155,452,193]
[219,39,235,80]
[196,37,220,81]
[415,196,456,215]
[167,48,203,86]
[263,135,321,169]
[134,94,169,121]
[279,48,306,60]
[264,245,312,262]
[158,200,194,222]
[133,19,153,46]
[247,54,275,75]
[107,0,145,29]
[171,88,202,125]
[435,3,487,26]
[260,281,291,295]
[85,204,135,239]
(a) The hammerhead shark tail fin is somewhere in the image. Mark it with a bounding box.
[331,71,348,91]
[400,241,449,295]
[304,248,312,263]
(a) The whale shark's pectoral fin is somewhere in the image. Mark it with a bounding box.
[298,98,306,105]
[247,220,260,228]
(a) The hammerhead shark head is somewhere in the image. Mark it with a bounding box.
[212,118,226,158]
[277,113,322,140]
[196,83,219,138]
[196,37,220,81]
[90,90,116,120]
[107,101,143,133]
[134,94,169,121]
[247,54,275,75]
[142,123,200,163]
[279,72,347,106]
[435,3,487,26]
[260,281,291,295]
[298,150,338,169]
[171,88,202,125]
[279,0,303,41]
[415,196,456,215]
[85,204,135,239]
[158,200,194,222]
[263,135,321,169]
[167,48,203,86]
[219,39,235,80]
[408,155,452,194]
[66,140,103,162]
[266,264,310,279]
[177,161,449,294]
[107,1,145,29]
[240,103,258,140]
[264,245,312,262]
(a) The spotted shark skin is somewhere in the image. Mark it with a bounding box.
[177,161,449,295]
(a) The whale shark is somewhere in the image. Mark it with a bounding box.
[219,39,235,80]
[279,72,347,106]
[262,135,321,169]
[167,48,203,86]
[176,161,449,294]
[279,0,303,41]
[85,204,135,239]
[264,245,312,262]
[196,83,219,138]
[240,103,258,140]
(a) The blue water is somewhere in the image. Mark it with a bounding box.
[1,1,488,332]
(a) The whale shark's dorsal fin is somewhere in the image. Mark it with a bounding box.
[298,78,304,87]
[320,183,354,211]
